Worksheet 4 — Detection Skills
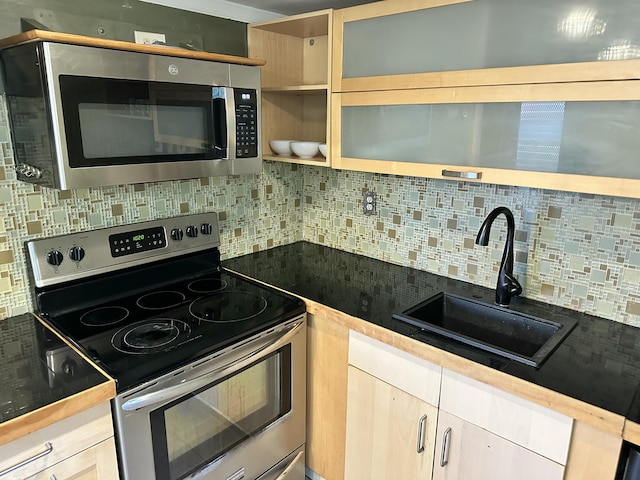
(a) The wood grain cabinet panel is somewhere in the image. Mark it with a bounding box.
[348,330,441,406]
[0,402,118,480]
[305,309,350,480]
[27,438,119,480]
[432,410,565,480]
[345,366,438,480]
[440,369,574,465]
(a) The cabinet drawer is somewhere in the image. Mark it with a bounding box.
[27,437,119,480]
[0,402,114,479]
[348,330,441,406]
[440,369,573,464]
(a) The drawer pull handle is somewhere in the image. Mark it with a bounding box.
[442,169,482,180]
[0,442,53,477]
[416,414,428,453]
[440,427,452,467]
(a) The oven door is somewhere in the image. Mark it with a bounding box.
[113,316,306,480]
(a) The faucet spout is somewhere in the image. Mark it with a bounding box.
[475,206,522,306]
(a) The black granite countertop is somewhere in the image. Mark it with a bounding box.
[0,314,110,425]
[224,241,640,423]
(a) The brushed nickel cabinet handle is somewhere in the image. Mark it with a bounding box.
[0,442,53,477]
[440,427,452,467]
[416,414,428,453]
[442,169,482,180]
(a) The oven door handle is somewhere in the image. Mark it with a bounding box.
[121,319,303,411]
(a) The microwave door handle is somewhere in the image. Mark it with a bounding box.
[121,320,303,411]
[223,86,236,159]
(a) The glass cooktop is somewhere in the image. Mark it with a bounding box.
[36,265,305,392]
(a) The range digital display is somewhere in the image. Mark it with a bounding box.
[109,226,165,257]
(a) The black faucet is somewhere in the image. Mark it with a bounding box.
[475,206,522,306]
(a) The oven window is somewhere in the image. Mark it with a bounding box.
[150,346,292,480]
[59,76,228,166]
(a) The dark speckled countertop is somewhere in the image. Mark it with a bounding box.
[0,314,110,425]
[224,241,640,423]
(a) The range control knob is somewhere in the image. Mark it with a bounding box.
[68,246,85,262]
[200,223,213,235]
[186,225,198,238]
[46,250,64,267]
[170,228,184,241]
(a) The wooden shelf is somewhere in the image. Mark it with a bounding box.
[264,154,327,164]
[263,85,328,94]
[250,9,332,167]
[0,29,265,66]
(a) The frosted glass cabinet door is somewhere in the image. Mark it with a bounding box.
[334,0,640,91]
[331,82,640,198]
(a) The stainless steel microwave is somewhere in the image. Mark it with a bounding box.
[0,41,262,189]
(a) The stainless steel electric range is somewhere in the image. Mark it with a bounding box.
[26,213,306,480]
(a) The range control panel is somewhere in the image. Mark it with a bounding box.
[109,226,166,258]
[26,213,220,288]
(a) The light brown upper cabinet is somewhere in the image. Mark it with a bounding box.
[249,10,332,166]
[331,0,640,198]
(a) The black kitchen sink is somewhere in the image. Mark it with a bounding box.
[392,292,577,367]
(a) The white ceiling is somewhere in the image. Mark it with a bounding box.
[224,0,378,16]
[141,0,379,22]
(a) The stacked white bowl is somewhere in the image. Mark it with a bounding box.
[291,141,320,159]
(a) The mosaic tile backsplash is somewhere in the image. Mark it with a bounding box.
[0,96,303,318]
[1,93,639,326]
[301,167,640,326]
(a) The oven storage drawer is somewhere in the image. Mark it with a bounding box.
[0,402,116,479]
[256,446,305,480]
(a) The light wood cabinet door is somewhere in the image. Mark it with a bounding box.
[344,366,438,480]
[333,0,640,93]
[27,437,119,480]
[306,309,350,480]
[0,402,115,479]
[331,81,640,198]
[433,410,564,480]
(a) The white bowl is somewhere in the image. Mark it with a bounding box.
[291,141,320,159]
[269,139,294,156]
[319,143,327,157]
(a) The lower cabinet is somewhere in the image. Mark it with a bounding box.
[345,330,442,480]
[0,402,119,480]
[27,437,119,480]
[433,410,564,480]
[345,366,437,480]
[344,330,574,480]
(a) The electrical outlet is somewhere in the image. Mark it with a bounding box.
[363,191,377,215]
[134,31,166,45]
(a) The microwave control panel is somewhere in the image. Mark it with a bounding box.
[234,88,258,158]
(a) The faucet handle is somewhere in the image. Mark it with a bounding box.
[505,273,523,297]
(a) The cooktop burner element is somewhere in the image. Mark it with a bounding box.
[80,306,129,327]
[188,277,227,293]
[189,291,268,322]
[113,319,191,354]
[136,290,186,310]
[26,212,306,392]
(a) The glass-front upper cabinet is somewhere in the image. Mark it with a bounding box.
[333,0,640,92]
[331,81,640,198]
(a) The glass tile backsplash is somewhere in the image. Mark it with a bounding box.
[1,95,639,325]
